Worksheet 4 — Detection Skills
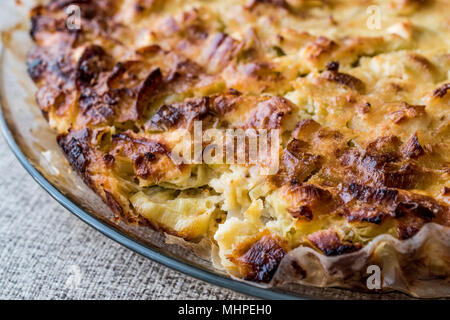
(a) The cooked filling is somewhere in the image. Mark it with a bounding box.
[28,0,449,282]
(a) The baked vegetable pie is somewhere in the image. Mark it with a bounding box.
[26,0,449,296]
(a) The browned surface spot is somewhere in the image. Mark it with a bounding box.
[103,154,115,168]
[112,132,167,156]
[241,61,282,82]
[145,97,211,131]
[366,135,402,155]
[293,184,333,203]
[341,181,449,231]
[443,187,450,196]
[245,0,289,10]
[339,146,422,189]
[145,90,246,132]
[325,61,340,72]
[288,205,313,220]
[388,102,426,124]
[244,96,295,130]
[343,206,388,225]
[281,183,336,218]
[321,70,365,92]
[57,129,91,181]
[231,235,286,282]
[80,63,164,125]
[340,183,398,224]
[205,33,240,72]
[111,131,176,182]
[164,58,211,93]
[341,183,399,206]
[432,83,450,98]
[30,5,78,44]
[399,192,449,228]
[286,138,309,155]
[75,45,113,89]
[273,140,323,186]
[408,54,438,76]
[209,89,241,115]
[401,133,424,159]
[136,44,163,57]
[307,229,362,256]
[291,119,321,140]
[304,36,338,62]
[27,37,77,115]
[396,212,426,240]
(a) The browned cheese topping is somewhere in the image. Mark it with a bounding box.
[28,0,449,282]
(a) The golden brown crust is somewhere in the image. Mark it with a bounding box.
[307,229,362,256]
[229,233,287,282]
[27,0,450,289]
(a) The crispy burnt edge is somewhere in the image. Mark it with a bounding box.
[321,61,366,92]
[307,229,362,257]
[56,128,137,224]
[340,182,448,225]
[228,232,287,283]
[28,2,168,226]
[432,83,450,99]
[55,128,190,237]
[109,130,198,195]
[26,2,111,123]
[56,127,220,241]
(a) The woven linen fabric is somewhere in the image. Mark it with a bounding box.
[0,133,250,300]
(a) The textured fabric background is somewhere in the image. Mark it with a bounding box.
[0,133,249,300]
